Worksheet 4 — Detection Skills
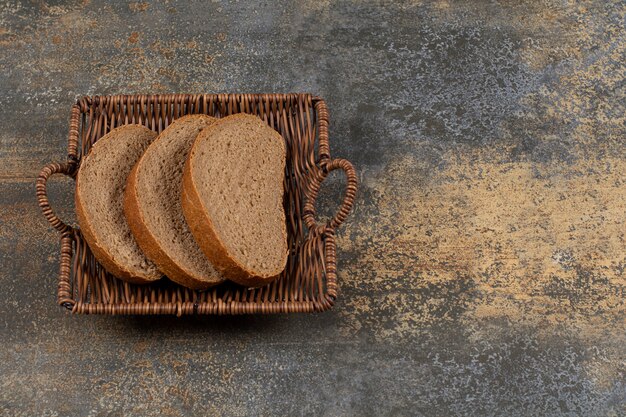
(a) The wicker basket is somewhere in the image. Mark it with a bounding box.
[37,94,356,315]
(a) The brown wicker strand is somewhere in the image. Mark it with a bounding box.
[303,158,357,231]
[36,162,76,233]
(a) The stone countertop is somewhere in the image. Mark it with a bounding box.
[0,1,624,416]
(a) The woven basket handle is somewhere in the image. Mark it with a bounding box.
[304,158,357,231]
[37,162,77,234]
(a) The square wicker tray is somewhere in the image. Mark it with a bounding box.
[37,94,356,315]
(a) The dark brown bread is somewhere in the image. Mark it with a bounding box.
[182,113,288,287]
[124,115,225,290]
[75,125,162,283]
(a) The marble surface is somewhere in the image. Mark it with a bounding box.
[0,1,624,416]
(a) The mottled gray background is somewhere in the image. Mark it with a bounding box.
[1,1,624,416]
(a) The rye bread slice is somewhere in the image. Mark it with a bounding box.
[124,115,225,290]
[182,113,288,287]
[75,125,162,283]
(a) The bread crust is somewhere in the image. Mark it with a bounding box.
[75,125,161,284]
[181,113,288,287]
[123,115,224,290]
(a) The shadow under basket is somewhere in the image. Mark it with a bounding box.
[37,94,357,315]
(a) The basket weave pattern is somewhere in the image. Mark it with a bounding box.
[36,94,356,315]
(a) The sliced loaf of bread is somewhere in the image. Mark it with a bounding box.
[182,113,288,287]
[124,115,225,290]
[75,125,162,283]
